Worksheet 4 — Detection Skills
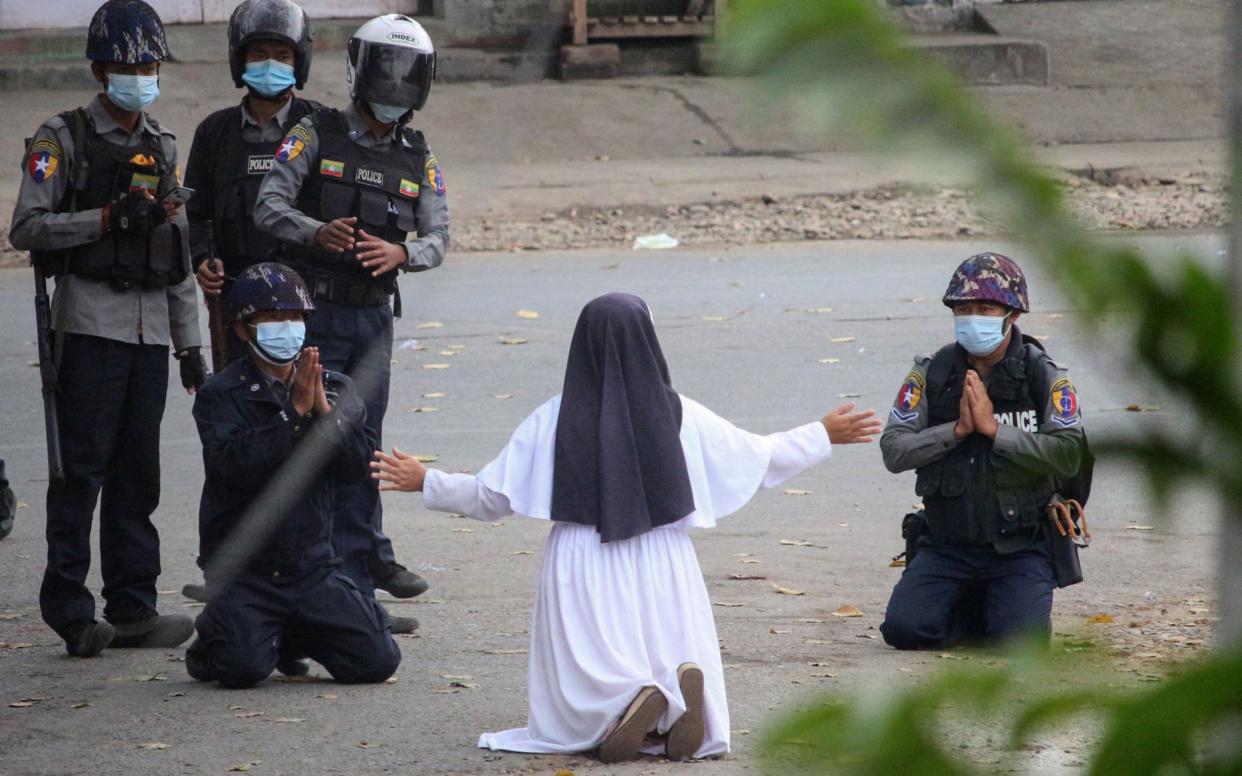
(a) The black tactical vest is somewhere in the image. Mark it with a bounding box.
[52,108,188,290]
[915,329,1056,554]
[282,108,427,294]
[201,98,317,275]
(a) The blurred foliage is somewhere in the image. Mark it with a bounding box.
[727,0,1242,772]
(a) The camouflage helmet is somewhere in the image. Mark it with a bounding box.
[86,0,170,64]
[942,252,1029,313]
[228,262,315,323]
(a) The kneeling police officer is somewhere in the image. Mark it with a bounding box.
[187,263,400,688]
[879,253,1087,649]
[8,0,203,657]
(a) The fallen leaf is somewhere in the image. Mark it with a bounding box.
[228,705,246,710]
[409,406,439,413]
[358,742,373,749]
[423,392,446,398]
[783,488,813,496]
[733,729,752,736]
[803,638,833,645]
[838,393,861,398]
[316,693,337,700]
[270,717,305,723]
[384,677,398,684]
[728,573,767,580]
[811,672,839,678]
[516,310,540,319]
[779,539,818,547]
[513,550,535,555]
[1125,404,1141,412]
[422,363,451,370]
[769,629,791,634]
[234,711,263,718]
[818,358,841,364]
[898,667,913,673]
[938,653,970,660]
[72,702,91,709]
[805,307,834,314]
[492,393,514,400]
[555,770,575,776]
[484,648,528,655]
[1126,525,1155,531]
[414,454,439,463]
[416,321,443,329]
[227,763,261,773]
[15,500,29,509]
[9,701,34,708]
[0,642,34,649]
[889,558,907,567]
[452,528,475,533]
[138,742,172,750]
[1088,614,1115,624]
[773,584,806,596]
[701,315,729,322]
[440,674,475,681]
[795,618,826,624]
[831,605,864,617]
[713,601,745,608]
[829,336,856,343]
[734,552,754,557]
[498,337,529,346]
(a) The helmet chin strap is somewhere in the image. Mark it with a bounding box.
[248,339,295,367]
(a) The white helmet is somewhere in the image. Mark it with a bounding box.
[346,14,435,116]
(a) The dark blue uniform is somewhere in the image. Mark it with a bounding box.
[190,356,400,687]
[879,330,1085,648]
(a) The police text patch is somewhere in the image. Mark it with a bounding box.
[355,167,384,187]
[247,155,275,175]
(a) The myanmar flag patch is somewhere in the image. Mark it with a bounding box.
[129,172,160,195]
[319,159,344,178]
[398,178,419,198]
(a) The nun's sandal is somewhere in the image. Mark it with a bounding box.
[666,663,706,761]
[599,686,668,763]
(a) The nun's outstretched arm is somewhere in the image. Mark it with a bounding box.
[422,469,513,523]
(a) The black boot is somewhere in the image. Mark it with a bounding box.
[64,619,114,658]
[181,582,215,603]
[372,563,429,599]
[0,469,15,541]
[389,615,420,634]
[185,638,214,682]
[109,608,195,649]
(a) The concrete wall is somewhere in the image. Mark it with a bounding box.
[0,0,421,30]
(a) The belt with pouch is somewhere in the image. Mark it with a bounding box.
[304,272,391,307]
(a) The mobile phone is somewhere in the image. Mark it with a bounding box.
[161,186,195,206]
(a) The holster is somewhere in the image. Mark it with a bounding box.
[901,510,929,567]
[1048,520,1084,588]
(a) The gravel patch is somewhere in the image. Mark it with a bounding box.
[456,174,1228,253]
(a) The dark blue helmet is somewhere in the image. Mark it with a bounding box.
[86,0,170,64]
[228,262,315,323]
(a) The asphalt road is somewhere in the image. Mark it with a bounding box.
[0,233,1223,775]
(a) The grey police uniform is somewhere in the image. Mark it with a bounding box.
[9,95,199,640]
[878,329,1085,648]
[253,101,447,592]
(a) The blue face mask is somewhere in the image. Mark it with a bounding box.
[954,314,1009,357]
[106,74,160,112]
[368,101,409,124]
[242,59,297,99]
[249,320,306,365]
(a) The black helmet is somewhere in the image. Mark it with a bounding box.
[228,0,314,90]
[86,0,170,64]
[228,262,315,323]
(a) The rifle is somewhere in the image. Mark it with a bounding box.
[32,268,65,484]
[206,256,228,372]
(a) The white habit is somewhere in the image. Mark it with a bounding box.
[422,394,832,758]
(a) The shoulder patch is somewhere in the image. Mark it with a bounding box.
[27,138,61,182]
[1050,377,1080,428]
[276,124,312,164]
[425,154,445,196]
[896,370,924,414]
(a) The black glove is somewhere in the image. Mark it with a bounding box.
[176,347,207,391]
[108,192,166,236]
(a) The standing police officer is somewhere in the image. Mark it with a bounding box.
[8,0,203,657]
[255,14,447,605]
[185,0,319,366]
[878,253,1086,649]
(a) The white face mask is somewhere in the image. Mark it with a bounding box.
[106,73,160,112]
[368,101,409,124]
[249,320,306,364]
